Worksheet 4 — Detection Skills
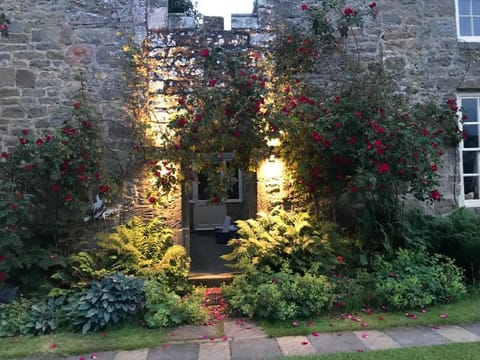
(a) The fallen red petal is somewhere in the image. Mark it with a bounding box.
[301,341,309,345]
[440,314,448,319]
[312,332,319,337]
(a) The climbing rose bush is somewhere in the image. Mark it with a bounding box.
[0,100,107,289]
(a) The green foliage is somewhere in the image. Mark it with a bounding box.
[159,45,275,202]
[67,217,188,289]
[422,208,480,282]
[372,249,467,309]
[94,216,174,275]
[147,245,190,293]
[222,268,334,320]
[0,96,107,295]
[68,273,144,334]
[222,207,354,275]
[0,298,30,337]
[25,296,68,335]
[144,279,208,328]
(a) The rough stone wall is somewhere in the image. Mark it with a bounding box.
[0,0,477,228]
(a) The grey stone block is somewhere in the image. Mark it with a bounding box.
[147,343,198,360]
[230,338,282,360]
[16,69,36,88]
[384,327,451,347]
[309,332,367,354]
[0,67,15,87]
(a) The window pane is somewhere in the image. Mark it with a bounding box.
[474,17,480,34]
[464,176,479,199]
[464,125,479,148]
[473,0,480,14]
[461,98,478,122]
[463,151,478,173]
[460,16,472,36]
[459,0,471,15]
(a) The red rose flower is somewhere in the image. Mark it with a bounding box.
[148,196,157,203]
[73,102,81,109]
[0,272,6,282]
[369,2,377,9]
[429,189,441,201]
[22,129,29,135]
[19,138,27,145]
[1,152,8,158]
[99,184,109,193]
[199,48,210,57]
[377,163,390,174]
[344,7,354,16]
[301,3,308,11]
[35,138,44,146]
[64,194,73,202]
[337,255,344,264]
[178,118,186,127]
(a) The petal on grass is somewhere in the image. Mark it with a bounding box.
[440,314,448,319]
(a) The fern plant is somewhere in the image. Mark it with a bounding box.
[221,207,354,275]
[65,216,189,290]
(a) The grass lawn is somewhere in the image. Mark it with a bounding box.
[0,324,167,359]
[285,342,480,360]
[261,292,480,337]
[1,293,479,359]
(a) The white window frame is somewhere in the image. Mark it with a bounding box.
[458,94,480,207]
[456,0,480,42]
[190,153,243,204]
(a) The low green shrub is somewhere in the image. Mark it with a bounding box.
[372,248,467,309]
[24,296,68,335]
[424,208,480,281]
[0,298,30,337]
[68,273,144,334]
[144,279,208,328]
[144,245,191,294]
[222,267,334,320]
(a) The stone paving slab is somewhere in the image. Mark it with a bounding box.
[114,348,149,360]
[223,320,267,340]
[384,327,451,347]
[62,351,116,360]
[167,324,218,341]
[276,336,317,356]
[230,338,283,360]
[461,323,480,337]
[433,325,480,343]
[198,341,231,360]
[147,343,198,360]
[354,330,401,350]
[308,331,367,354]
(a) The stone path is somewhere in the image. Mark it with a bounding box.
[22,321,480,360]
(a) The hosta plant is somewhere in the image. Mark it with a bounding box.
[68,273,144,334]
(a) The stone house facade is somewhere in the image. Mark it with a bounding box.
[0,0,479,246]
